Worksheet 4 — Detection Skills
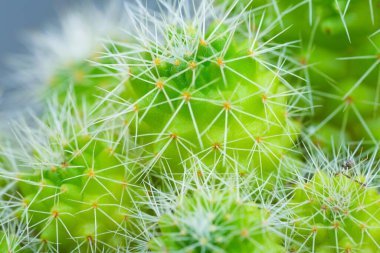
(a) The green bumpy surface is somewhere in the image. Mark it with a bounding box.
[150,189,284,253]
[276,0,380,147]
[0,232,22,253]
[48,52,121,106]
[113,14,302,178]
[289,170,380,252]
[2,1,380,252]
[5,105,146,252]
[0,222,31,253]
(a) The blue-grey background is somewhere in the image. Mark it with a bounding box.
[0,0,156,116]
[0,1,156,113]
[0,0,105,72]
[0,0,114,113]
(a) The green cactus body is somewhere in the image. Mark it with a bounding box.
[0,232,22,253]
[106,3,303,179]
[150,189,285,253]
[275,0,380,146]
[307,124,350,152]
[48,53,122,105]
[215,0,269,12]
[3,101,146,252]
[0,216,33,253]
[2,0,380,252]
[290,170,380,252]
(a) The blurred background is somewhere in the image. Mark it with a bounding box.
[0,0,118,115]
[0,0,106,72]
[0,0,157,116]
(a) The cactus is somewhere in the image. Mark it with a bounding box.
[0,96,147,252]
[288,147,380,252]
[274,0,380,147]
[98,0,306,178]
[1,0,380,252]
[148,171,290,253]
[0,219,31,253]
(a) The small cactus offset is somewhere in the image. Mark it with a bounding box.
[0,0,380,252]
[289,148,380,252]
[148,173,289,253]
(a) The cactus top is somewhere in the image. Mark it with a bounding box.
[99,1,306,177]
[149,173,288,253]
[289,164,380,252]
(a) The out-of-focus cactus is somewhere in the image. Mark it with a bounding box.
[0,97,147,252]
[11,3,128,108]
[275,0,380,148]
